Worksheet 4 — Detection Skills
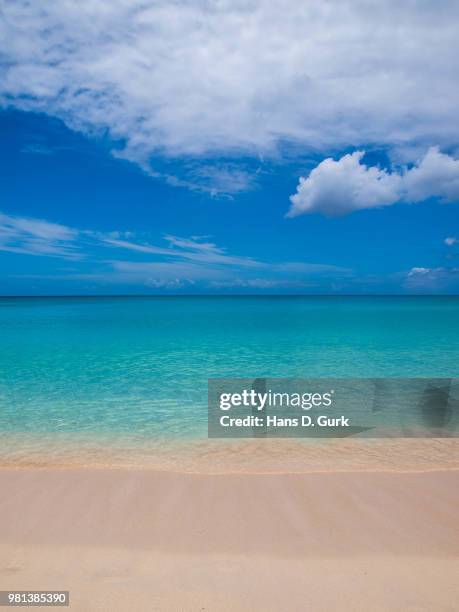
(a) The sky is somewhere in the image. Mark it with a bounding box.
[1,0,458,295]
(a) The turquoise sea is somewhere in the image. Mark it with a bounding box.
[0,296,458,455]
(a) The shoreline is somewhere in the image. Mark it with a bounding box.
[1,464,459,475]
[0,436,457,473]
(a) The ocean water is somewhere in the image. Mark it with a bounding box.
[0,296,458,456]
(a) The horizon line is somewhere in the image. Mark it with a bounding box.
[1,294,458,299]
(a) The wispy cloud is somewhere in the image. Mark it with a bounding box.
[186,164,259,197]
[21,143,54,155]
[108,260,223,284]
[106,234,261,268]
[208,278,315,290]
[0,210,351,289]
[164,235,222,252]
[12,210,459,293]
[0,212,80,258]
[99,236,173,257]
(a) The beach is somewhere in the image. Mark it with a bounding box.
[1,440,458,611]
[3,0,459,604]
[1,298,458,609]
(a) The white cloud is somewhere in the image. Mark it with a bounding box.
[2,0,459,179]
[145,278,194,290]
[273,262,351,276]
[164,235,220,252]
[288,151,400,216]
[1,210,350,288]
[186,164,258,196]
[445,237,458,246]
[106,234,261,267]
[288,147,459,217]
[0,212,80,258]
[99,236,173,257]
[401,148,459,203]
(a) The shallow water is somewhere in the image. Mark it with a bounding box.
[0,296,458,463]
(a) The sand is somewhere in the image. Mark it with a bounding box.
[0,460,458,611]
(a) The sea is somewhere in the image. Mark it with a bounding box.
[0,296,458,466]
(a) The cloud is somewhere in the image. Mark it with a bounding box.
[208,278,313,289]
[0,209,260,269]
[445,237,458,246]
[0,209,352,289]
[106,234,261,267]
[145,278,194,290]
[2,0,459,182]
[288,147,459,217]
[108,260,215,284]
[187,164,258,196]
[405,267,459,291]
[0,212,80,258]
[401,148,459,203]
[106,255,350,288]
[5,210,457,293]
[164,235,221,252]
[21,143,54,155]
[288,151,401,217]
[0,211,259,268]
[273,262,351,276]
[99,236,173,257]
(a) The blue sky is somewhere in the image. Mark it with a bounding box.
[1,1,458,295]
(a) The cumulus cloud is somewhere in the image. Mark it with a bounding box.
[288,151,400,216]
[445,237,458,246]
[401,148,459,203]
[1,0,459,182]
[288,147,459,217]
